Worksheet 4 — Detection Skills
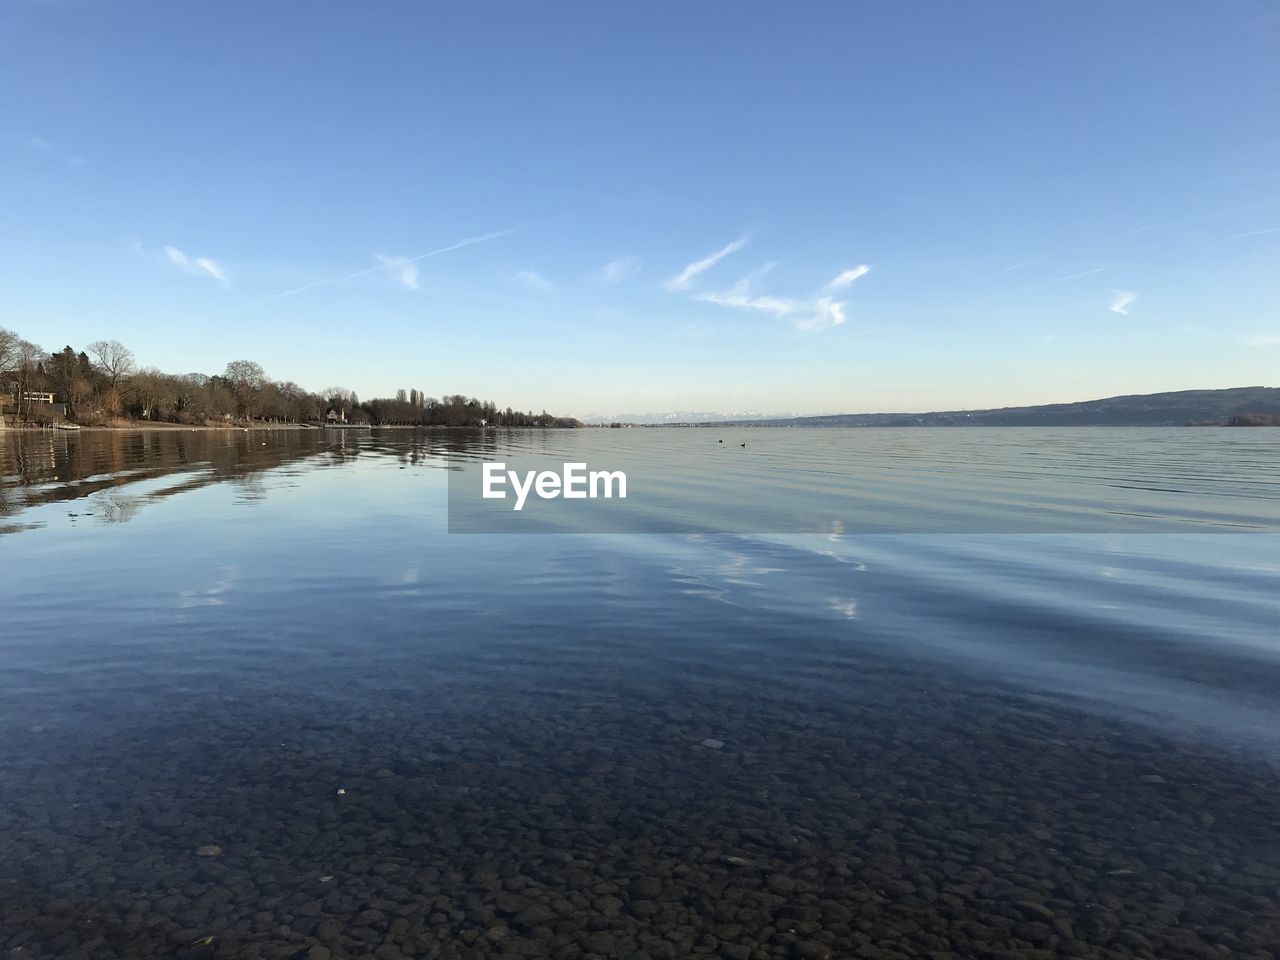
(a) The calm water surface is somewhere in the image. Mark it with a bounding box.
[2,427,1279,960]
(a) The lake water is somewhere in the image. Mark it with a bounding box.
[2,427,1279,960]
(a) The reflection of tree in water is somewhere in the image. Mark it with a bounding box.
[1,427,529,535]
[363,427,516,471]
[233,473,269,502]
[96,494,143,524]
[0,429,335,532]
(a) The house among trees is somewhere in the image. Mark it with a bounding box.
[325,407,347,424]
[7,390,68,423]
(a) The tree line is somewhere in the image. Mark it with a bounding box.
[0,327,580,428]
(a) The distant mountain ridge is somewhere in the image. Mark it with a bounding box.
[581,409,796,425]
[704,387,1280,427]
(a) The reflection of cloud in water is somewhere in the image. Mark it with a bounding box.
[692,533,1280,754]
[670,565,744,609]
[829,597,859,619]
[816,550,866,569]
[179,566,239,608]
[716,549,785,586]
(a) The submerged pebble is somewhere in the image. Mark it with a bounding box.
[3,646,1279,959]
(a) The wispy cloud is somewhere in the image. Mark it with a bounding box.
[178,566,238,608]
[1108,290,1136,316]
[246,226,520,307]
[376,254,420,290]
[823,264,870,292]
[697,289,795,317]
[163,245,230,286]
[664,240,868,332]
[1002,259,1036,272]
[685,255,868,333]
[663,235,747,291]
[514,268,554,292]
[1246,334,1280,347]
[1041,267,1107,285]
[601,255,641,285]
[697,282,848,332]
[794,298,848,332]
[736,260,778,288]
[1216,226,1280,246]
[29,135,52,152]
[695,262,786,315]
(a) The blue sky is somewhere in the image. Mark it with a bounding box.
[3,1,1278,417]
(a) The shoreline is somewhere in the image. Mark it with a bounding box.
[1,422,578,433]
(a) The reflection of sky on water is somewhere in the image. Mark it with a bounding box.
[1,428,1279,756]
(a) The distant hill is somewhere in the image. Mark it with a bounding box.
[707,387,1280,428]
[581,409,795,425]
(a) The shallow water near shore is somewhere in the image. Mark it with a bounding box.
[2,428,1279,959]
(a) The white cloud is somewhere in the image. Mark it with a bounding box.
[693,259,857,332]
[1002,259,1036,272]
[1246,335,1280,347]
[163,245,230,286]
[28,135,52,152]
[666,241,869,333]
[795,297,847,332]
[697,289,794,317]
[697,289,847,332]
[823,264,870,291]
[601,255,640,285]
[1109,290,1136,316]
[695,262,786,315]
[193,256,229,286]
[515,268,554,292]
[376,254,420,290]
[663,235,747,291]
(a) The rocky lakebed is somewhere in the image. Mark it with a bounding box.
[2,653,1278,960]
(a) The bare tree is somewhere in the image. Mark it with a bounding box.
[0,326,18,376]
[9,337,46,424]
[223,360,267,419]
[70,376,95,416]
[130,367,174,420]
[87,339,136,390]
